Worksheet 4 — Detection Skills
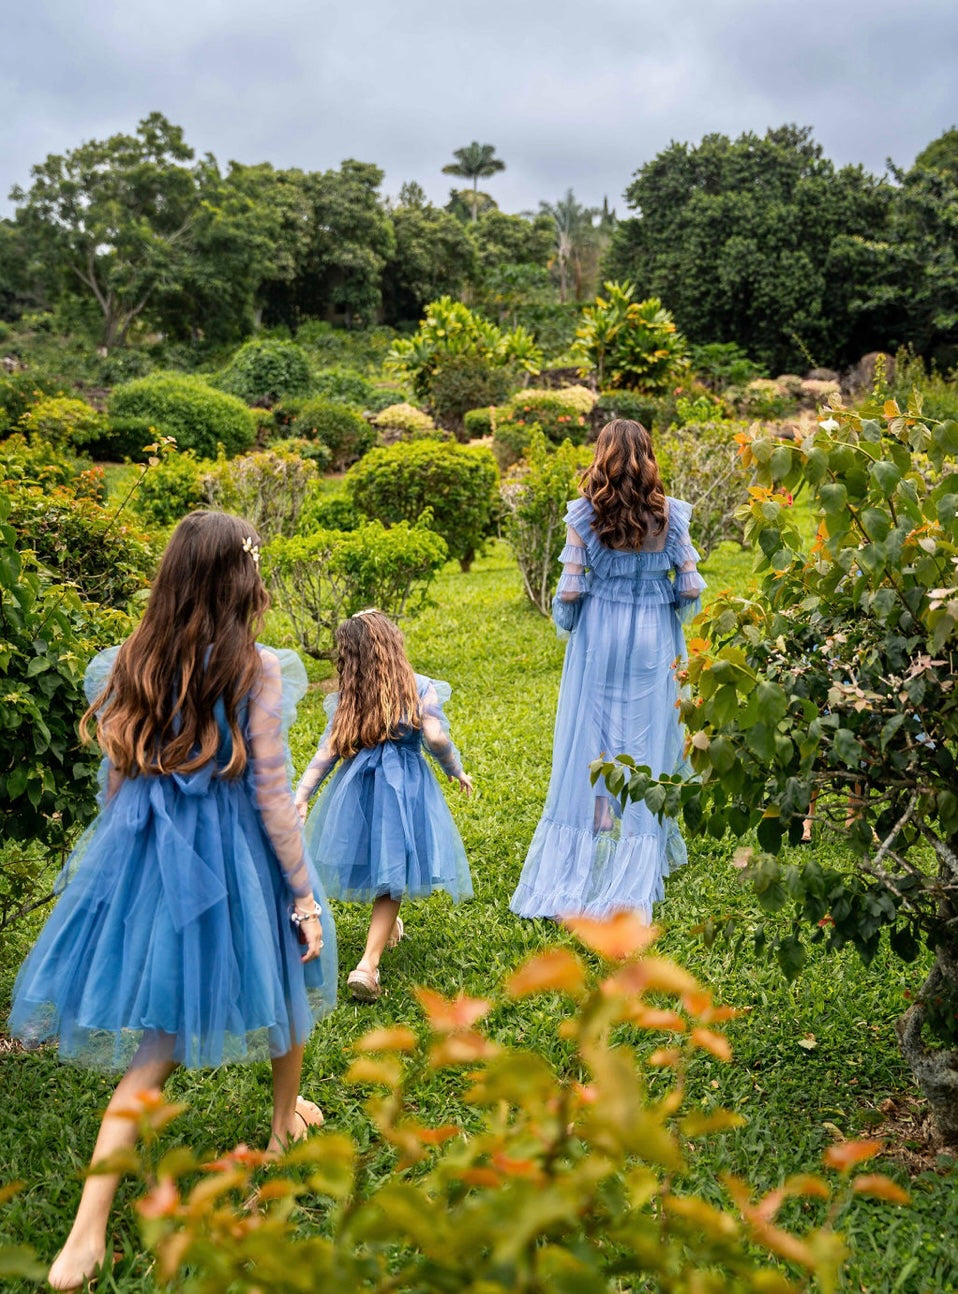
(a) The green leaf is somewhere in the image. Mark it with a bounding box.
[776,934,806,980]
[833,728,862,767]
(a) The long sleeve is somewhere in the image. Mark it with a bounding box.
[552,524,589,636]
[668,501,707,624]
[420,680,463,778]
[295,699,340,806]
[248,649,313,900]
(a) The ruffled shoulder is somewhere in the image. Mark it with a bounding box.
[667,496,693,539]
[563,496,593,536]
[257,645,308,735]
[322,691,339,721]
[416,673,452,708]
[83,645,122,706]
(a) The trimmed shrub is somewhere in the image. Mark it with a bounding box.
[427,353,518,433]
[594,389,661,431]
[202,448,318,540]
[269,436,333,470]
[291,399,377,471]
[491,419,533,471]
[109,374,256,459]
[18,395,105,450]
[312,366,406,412]
[655,419,750,554]
[500,385,594,446]
[371,402,443,445]
[134,451,207,529]
[347,439,499,572]
[81,415,158,463]
[500,429,593,614]
[6,480,156,608]
[264,520,448,658]
[215,338,313,407]
[296,488,361,535]
[463,407,496,439]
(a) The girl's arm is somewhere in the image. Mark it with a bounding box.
[421,681,472,794]
[556,525,588,602]
[248,650,314,901]
[294,722,339,820]
[670,504,707,623]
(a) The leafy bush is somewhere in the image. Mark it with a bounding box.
[690,341,767,389]
[17,395,105,450]
[371,402,442,445]
[594,388,662,431]
[295,321,397,373]
[347,439,499,572]
[264,520,448,658]
[386,296,542,418]
[122,918,898,1291]
[500,385,594,446]
[891,348,958,423]
[81,415,158,463]
[574,281,688,392]
[269,436,333,469]
[312,366,406,412]
[0,371,61,435]
[654,420,750,555]
[463,406,496,438]
[0,493,129,891]
[133,451,207,529]
[215,337,313,407]
[500,429,592,613]
[109,373,257,458]
[492,419,533,471]
[727,378,798,421]
[6,480,156,608]
[203,448,318,540]
[0,432,88,491]
[596,394,958,1140]
[296,488,361,535]
[291,399,377,471]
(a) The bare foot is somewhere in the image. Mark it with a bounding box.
[48,1240,107,1291]
[266,1094,324,1157]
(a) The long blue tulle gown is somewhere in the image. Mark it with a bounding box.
[509,495,706,920]
[298,675,472,903]
[8,645,337,1070]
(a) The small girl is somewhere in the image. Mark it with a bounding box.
[295,610,472,1002]
[8,511,337,1292]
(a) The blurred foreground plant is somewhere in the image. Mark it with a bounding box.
[95,918,904,1292]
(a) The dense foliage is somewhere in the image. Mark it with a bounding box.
[108,373,257,458]
[291,400,377,471]
[347,439,499,572]
[202,448,318,540]
[574,282,688,391]
[214,337,313,407]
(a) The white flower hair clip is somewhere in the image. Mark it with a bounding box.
[242,536,261,568]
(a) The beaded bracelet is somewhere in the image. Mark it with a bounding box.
[290,901,323,926]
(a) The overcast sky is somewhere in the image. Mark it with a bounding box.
[3,0,957,218]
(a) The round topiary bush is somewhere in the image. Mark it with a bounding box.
[346,438,498,572]
[108,374,257,459]
[292,399,376,471]
[17,396,105,451]
[371,403,445,445]
[215,338,313,407]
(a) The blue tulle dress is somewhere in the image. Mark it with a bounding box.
[297,675,473,903]
[8,645,337,1071]
[509,496,706,921]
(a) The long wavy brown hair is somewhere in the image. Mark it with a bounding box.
[330,611,421,759]
[81,511,269,779]
[580,419,667,549]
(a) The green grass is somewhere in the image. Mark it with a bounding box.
[2,538,956,1291]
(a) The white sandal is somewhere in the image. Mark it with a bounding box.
[347,966,382,1002]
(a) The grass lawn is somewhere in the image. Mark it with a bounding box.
[1,532,956,1291]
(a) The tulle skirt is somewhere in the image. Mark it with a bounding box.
[305,739,472,903]
[8,768,338,1070]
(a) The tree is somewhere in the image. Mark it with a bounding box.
[9,113,207,349]
[605,125,893,371]
[538,190,600,302]
[915,127,958,183]
[381,192,476,324]
[595,395,958,1143]
[442,142,506,222]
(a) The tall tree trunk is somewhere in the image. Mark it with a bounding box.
[471,177,479,223]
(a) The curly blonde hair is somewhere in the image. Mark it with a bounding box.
[581,419,667,550]
[330,611,421,759]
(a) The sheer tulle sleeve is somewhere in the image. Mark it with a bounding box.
[248,649,313,900]
[420,678,464,778]
[668,499,707,624]
[295,693,340,807]
[83,645,123,803]
[553,525,589,638]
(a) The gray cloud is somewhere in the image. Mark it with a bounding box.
[3,0,957,219]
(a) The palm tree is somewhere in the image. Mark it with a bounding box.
[442,143,506,222]
[539,190,600,302]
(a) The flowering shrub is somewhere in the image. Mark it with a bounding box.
[500,385,595,446]
[371,402,440,444]
[203,448,318,540]
[85,917,905,1291]
[264,521,448,658]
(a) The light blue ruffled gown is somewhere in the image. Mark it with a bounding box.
[298,675,473,903]
[509,496,706,920]
[8,645,337,1070]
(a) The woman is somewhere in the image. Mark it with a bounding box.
[509,419,705,920]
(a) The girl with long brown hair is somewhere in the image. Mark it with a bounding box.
[9,511,337,1291]
[510,419,705,920]
[295,610,473,1002]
